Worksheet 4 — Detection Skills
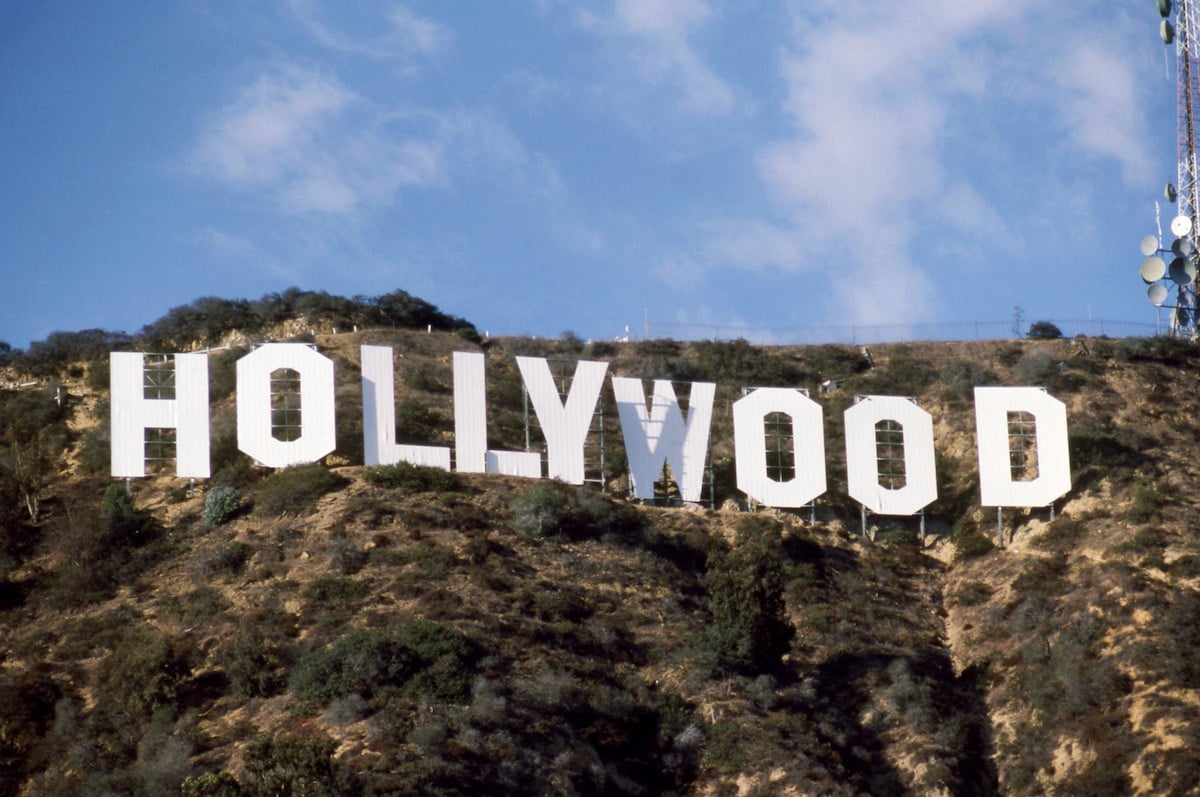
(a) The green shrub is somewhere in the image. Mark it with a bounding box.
[689,338,795,384]
[510,483,571,537]
[303,575,371,606]
[210,432,254,488]
[94,628,188,720]
[240,734,356,796]
[871,346,937,395]
[703,720,746,774]
[1110,527,1167,566]
[953,533,995,562]
[164,485,190,504]
[508,483,636,540]
[372,541,457,576]
[254,464,347,515]
[203,486,241,525]
[1115,336,1197,364]
[195,541,255,579]
[1014,349,1060,385]
[877,526,920,548]
[401,368,443,392]
[363,462,457,492]
[950,580,992,607]
[942,360,995,401]
[1027,321,1063,339]
[218,625,286,698]
[180,771,241,797]
[803,345,871,380]
[102,483,160,546]
[289,621,477,705]
[177,586,230,622]
[395,399,448,445]
[1168,554,1200,579]
[700,517,794,675]
[1031,516,1090,550]
[1126,486,1165,523]
[1012,554,1069,594]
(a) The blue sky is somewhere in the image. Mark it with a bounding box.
[0,1,1179,349]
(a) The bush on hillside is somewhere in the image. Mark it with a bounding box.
[510,483,571,538]
[218,624,287,698]
[254,464,347,515]
[509,482,639,540]
[289,622,477,705]
[1027,321,1063,340]
[1114,336,1197,365]
[363,462,457,492]
[94,628,189,721]
[953,533,995,562]
[240,734,357,796]
[102,483,162,547]
[203,487,241,525]
[870,346,938,395]
[942,360,995,402]
[700,516,794,675]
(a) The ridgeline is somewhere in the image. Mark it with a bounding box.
[1,293,1198,795]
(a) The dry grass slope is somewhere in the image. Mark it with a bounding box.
[0,329,1199,795]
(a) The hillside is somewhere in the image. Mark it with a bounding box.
[1,323,1199,796]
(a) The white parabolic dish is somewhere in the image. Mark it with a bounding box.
[1141,256,1167,283]
[1148,283,1169,306]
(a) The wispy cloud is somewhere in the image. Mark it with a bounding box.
[190,64,443,214]
[696,1,1157,327]
[581,0,736,116]
[1055,34,1156,185]
[286,0,451,64]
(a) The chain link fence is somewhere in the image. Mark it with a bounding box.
[642,319,1159,345]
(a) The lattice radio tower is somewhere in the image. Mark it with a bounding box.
[1140,0,1200,335]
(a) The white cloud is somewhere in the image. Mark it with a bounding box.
[702,219,805,272]
[286,0,450,63]
[583,0,736,115]
[1055,36,1156,185]
[701,1,1157,328]
[191,65,445,214]
[187,227,302,282]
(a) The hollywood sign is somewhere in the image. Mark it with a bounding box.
[110,343,1071,513]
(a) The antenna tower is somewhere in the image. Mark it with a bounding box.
[1141,0,1200,334]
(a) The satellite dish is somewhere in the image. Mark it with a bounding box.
[1142,255,1167,283]
[1143,234,1161,256]
[1166,256,1195,284]
[1173,236,1194,256]
[1149,283,1169,306]
[1159,0,1172,17]
[1164,19,1176,44]
[1167,183,1178,202]
[1171,256,1198,285]
[1171,214,1192,236]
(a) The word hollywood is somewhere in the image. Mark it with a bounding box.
[111,343,1072,514]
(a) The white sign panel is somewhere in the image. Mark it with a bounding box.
[453,351,540,478]
[111,352,211,478]
[612,377,715,502]
[361,345,451,470]
[731,388,826,508]
[108,343,1076,517]
[974,386,1071,507]
[516,356,608,485]
[844,395,936,515]
[237,344,337,468]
